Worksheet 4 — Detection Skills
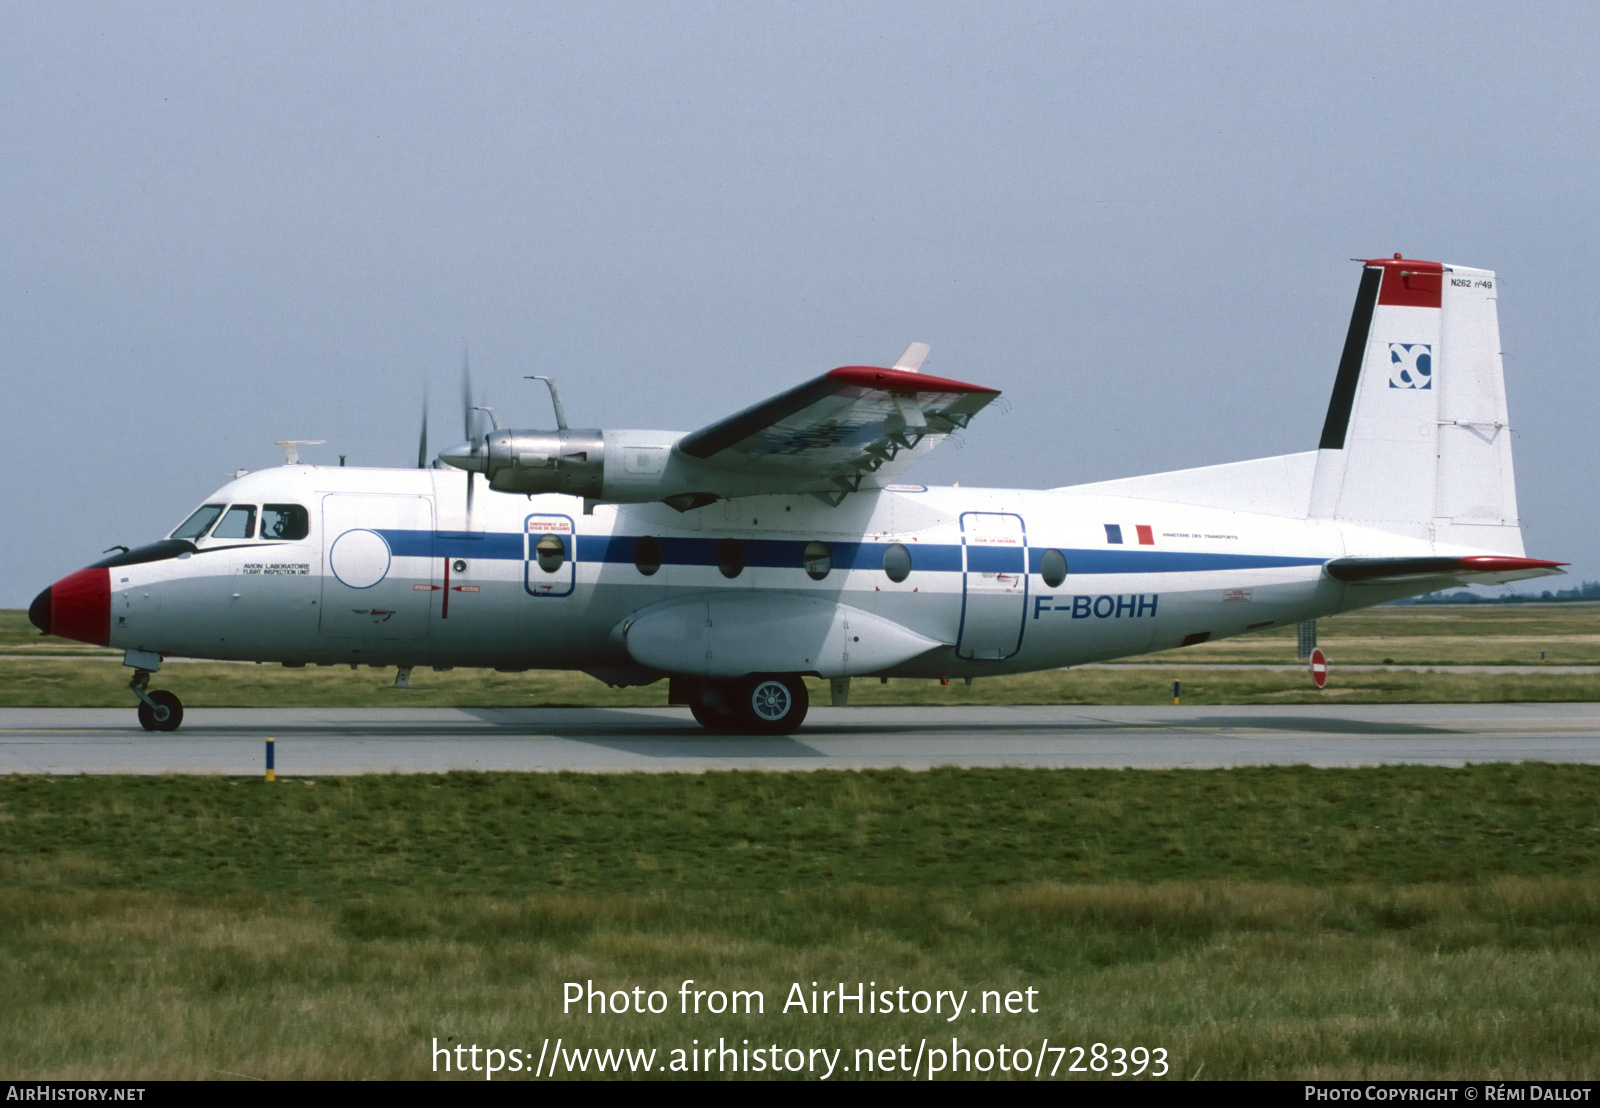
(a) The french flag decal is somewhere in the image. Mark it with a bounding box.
[1105,524,1157,545]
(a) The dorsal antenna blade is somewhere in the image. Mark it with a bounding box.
[274,440,324,465]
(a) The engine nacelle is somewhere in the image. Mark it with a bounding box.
[482,429,606,497]
[441,428,696,503]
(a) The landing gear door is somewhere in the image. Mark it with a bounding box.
[524,514,577,598]
[956,511,1028,660]
[319,494,435,639]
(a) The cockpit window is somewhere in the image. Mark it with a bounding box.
[261,504,310,541]
[212,505,257,540]
[171,504,224,540]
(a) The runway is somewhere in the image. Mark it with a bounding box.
[2,703,1598,774]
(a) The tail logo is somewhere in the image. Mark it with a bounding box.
[1388,343,1433,389]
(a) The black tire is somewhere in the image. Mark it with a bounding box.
[739,674,809,734]
[137,690,183,732]
[689,699,740,731]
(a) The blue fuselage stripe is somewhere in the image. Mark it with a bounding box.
[968,546,1025,573]
[371,529,1324,575]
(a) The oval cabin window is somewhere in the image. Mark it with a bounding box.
[803,541,832,581]
[633,535,662,576]
[1040,548,1068,588]
[882,543,912,583]
[717,538,744,579]
[534,534,566,574]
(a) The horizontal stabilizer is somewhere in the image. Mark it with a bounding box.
[1325,555,1565,587]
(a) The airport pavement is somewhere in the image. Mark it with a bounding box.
[2,703,1598,774]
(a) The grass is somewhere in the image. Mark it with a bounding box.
[6,601,1599,1079]
[5,766,1598,893]
[2,768,1599,1079]
[5,881,1597,1080]
[1143,602,1600,666]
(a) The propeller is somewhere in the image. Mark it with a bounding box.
[460,349,479,521]
[461,347,477,442]
[415,385,429,469]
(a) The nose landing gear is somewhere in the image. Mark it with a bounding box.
[125,649,184,732]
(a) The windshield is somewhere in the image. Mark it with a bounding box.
[170,504,224,540]
[212,505,257,540]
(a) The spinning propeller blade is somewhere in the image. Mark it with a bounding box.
[416,387,429,469]
[461,349,478,522]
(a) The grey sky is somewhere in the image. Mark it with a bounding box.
[3,3,1596,605]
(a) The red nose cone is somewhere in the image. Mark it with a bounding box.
[44,567,111,646]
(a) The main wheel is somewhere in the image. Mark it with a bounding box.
[739,674,809,734]
[136,690,184,732]
[690,699,740,731]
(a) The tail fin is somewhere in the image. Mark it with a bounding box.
[1308,255,1524,555]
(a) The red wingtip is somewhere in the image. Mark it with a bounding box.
[1459,556,1568,572]
[827,365,1000,394]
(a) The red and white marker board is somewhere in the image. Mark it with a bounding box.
[1309,647,1328,688]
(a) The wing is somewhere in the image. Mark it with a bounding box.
[675,359,1000,503]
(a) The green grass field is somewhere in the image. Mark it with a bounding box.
[5,605,1598,1079]
[3,767,1598,1079]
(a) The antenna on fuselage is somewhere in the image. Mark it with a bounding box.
[275,440,324,465]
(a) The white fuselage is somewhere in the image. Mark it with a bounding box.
[105,463,1435,679]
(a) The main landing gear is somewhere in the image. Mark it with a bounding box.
[684,674,809,734]
[125,649,183,732]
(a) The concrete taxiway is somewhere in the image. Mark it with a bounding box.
[2,703,1598,774]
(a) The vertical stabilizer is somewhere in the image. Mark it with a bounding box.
[1308,255,1523,555]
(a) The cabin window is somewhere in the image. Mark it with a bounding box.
[803,541,832,581]
[212,505,257,540]
[883,543,912,583]
[261,504,310,541]
[634,535,662,576]
[717,538,744,579]
[1040,548,1068,588]
[535,534,566,573]
[171,504,224,540]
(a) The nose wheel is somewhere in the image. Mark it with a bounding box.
[129,668,184,732]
